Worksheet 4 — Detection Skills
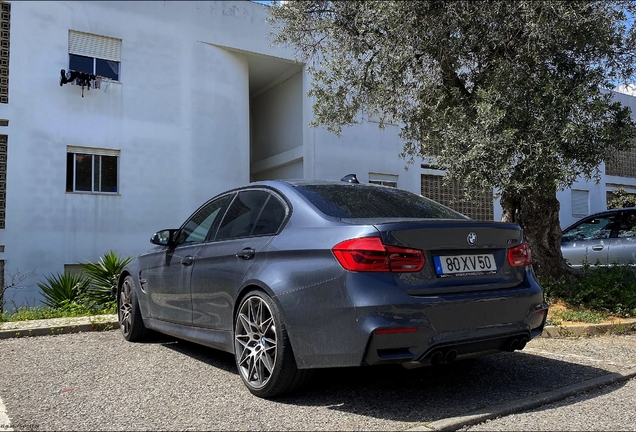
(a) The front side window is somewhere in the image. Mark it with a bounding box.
[66,149,119,194]
[562,215,617,242]
[178,195,231,245]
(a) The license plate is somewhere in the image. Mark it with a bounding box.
[433,254,497,277]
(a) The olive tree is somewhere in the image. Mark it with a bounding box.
[269,0,636,278]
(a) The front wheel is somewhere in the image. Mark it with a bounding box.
[234,291,311,397]
[118,275,147,342]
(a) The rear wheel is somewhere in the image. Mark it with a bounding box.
[234,290,311,397]
[118,275,147,341]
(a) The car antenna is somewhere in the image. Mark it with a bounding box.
[340,174,360,184]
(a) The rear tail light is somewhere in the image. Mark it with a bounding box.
[332,237,424,272]
[508,242,532,266]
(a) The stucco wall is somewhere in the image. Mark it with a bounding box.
[1,1,272,306]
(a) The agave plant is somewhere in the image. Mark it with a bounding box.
[80,251,133,305]
[37,273,90,308]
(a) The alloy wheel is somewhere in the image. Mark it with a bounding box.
[119,277,133,336]
[235,295,278,389]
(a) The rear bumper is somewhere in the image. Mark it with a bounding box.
[275,268,547,369]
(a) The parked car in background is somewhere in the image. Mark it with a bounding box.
[118,178,547,397]
[561,208,636,268]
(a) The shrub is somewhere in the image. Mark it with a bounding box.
[607,187,636,209]
[37,273,90,308]
[541,262,636,317]
[1,301,116,322]
[79,251,133,305]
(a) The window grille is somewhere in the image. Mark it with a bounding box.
[0,2,9,104]
[421,174,494,220]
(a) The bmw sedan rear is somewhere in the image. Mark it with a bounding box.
[118,179,547,397]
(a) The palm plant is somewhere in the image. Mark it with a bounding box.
[37,273,90,308]
[80,251,133,305]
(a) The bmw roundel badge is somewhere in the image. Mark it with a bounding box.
[467,232,477,246]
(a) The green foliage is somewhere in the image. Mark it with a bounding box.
[37,273,90,308]
[0,301,116,322]
[79,251,133,305]
[271,1,636,278]
[541,263,636,317]
[550,308,608,324]
[607,187,636,209]
[271,1,636,196]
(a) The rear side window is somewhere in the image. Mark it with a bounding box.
[215,190,286,240]
[294,184,466,219]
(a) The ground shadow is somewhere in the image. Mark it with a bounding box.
[151,335,623,425]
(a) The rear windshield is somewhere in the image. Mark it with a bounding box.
[293,184,467,219]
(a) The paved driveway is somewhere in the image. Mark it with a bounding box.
[1,331,635,431]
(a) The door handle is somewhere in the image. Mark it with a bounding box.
[236,248,256,260]
[592,246,604,251]
[181,256,195,266]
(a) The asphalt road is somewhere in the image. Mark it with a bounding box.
[1,331,635,431]
[465,378,636,431]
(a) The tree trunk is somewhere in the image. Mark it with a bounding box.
[500,190,569,280]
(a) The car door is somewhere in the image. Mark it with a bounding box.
[146,194,231,324]
[608,210,636,265]
[190,189,288,329]
[561,214,618,268]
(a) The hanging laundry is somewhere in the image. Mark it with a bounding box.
[59,69,80,86]
[74,72,93,97]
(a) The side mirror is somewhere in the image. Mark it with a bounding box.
[150,229,177,247]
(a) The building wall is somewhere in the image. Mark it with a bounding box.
[3,0,636,307]
[1,1,284,306]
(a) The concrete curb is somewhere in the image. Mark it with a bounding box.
[407,366,636,431]
[541,319,636,338]
[0,314,119,340]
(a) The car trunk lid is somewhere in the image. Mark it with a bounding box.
[368,219,527,294]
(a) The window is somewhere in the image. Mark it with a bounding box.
[617,212,636,238]
[421,174,494,221]
[369,173,398,188]
[216,190,282,240]
[294,184,466,219]
[64,264,83,276]
[571,189,589,216]
[562,215,617,242]
[68,30,121,81]
[0,2,10,104]
[177,195,230,245]
[66,147,119,194]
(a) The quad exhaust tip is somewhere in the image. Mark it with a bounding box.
[502,336,529,352]
[429,349,458,366]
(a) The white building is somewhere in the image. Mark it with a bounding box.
[0,0,634,307]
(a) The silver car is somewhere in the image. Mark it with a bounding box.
[561,208,636,268]
[118,179,547,397]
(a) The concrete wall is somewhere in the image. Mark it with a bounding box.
[3,0,636,307]
[1,1,281,306]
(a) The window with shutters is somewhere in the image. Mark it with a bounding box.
[571,189,589,217]
[369,173,398,188]
[68,30,121,81]
[66,146,120,194]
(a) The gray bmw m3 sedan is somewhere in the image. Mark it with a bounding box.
[117,179,548,397]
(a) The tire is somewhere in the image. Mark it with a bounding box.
[234,290,311,398]
[118,275,147,342]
